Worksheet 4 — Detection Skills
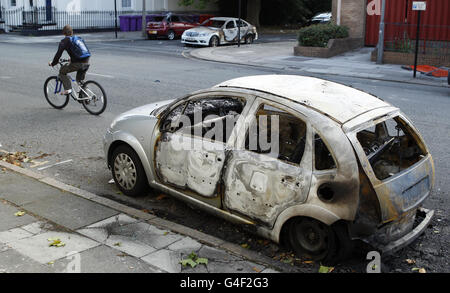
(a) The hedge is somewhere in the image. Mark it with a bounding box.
[298,23,349,47]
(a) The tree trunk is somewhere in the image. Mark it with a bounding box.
[246,0,261,28]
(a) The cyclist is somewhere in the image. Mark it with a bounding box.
[48,25,91,96]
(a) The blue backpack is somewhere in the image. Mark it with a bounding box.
[69,36,91,59]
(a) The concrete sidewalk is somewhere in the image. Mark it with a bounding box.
[0,162,280,273]
[188,42,449,88]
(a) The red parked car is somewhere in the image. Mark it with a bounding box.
[146,13,199,40]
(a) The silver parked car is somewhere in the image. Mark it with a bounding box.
[104,75,434,263]
[181,17,258,47]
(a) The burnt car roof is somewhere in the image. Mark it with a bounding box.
[215,75,391,124]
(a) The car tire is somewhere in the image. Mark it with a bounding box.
[245,34,254,45]
[209,36,219,47]
[167,30,176,40]
[111,145,148,197]
[288,217,339,265]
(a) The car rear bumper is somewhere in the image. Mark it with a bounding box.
[366,208,434,255]
[147,28,167,36]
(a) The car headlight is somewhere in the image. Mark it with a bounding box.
[198,33,208,37]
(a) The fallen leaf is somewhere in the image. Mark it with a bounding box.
[241,243,250,249]
[196,258,208,265]
[114,242,122,247]
[48,238,65,247]
[47,261,54,265]
[319,265,334,273]
[406,259,416,265]
[180,258,198,268]
[14,211,26,217]
[419,268,427,273]
[252,267,262,273]
[303,260,314,264]
[156,194,167,201]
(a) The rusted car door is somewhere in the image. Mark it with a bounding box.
[223,98,313,226]
[155,95,250,203]
[223,20,238,42]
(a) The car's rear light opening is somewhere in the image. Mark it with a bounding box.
[357,116,427,180]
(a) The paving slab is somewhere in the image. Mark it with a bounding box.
[22,191,119,230]
[49,245,162,273]
[167,237,203,255]
[0,201,36,231]
[141,249,182,273]
[0,248,56,273]
[6,231,100,264]
[0,227,33,243]
[0,172,61,206]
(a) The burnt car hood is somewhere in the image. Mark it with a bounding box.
[188,26,219,34]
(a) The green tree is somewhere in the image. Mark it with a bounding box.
[178,0,331,27]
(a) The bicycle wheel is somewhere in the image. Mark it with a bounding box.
[44,76,70,109]
[80,81,107,115]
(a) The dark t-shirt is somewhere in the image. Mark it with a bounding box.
[51,36,90,66]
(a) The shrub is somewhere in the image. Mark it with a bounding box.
[298,23,349,47]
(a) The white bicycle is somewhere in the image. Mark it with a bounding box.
[44,59,107,115]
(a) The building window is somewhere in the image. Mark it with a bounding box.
[122,0,131,8]
[11,0,17,7]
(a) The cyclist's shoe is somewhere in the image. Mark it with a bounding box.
[60,89,72,96]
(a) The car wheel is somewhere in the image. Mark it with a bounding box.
[111,145,148,197]
[288,217,339,264]
[245,34,254,45]
[209,36,219,47]
[167,30,176,40]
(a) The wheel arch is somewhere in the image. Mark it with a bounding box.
[107,135,153,185]
[259,204,342,244]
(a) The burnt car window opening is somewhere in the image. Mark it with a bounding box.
[226,21,236,29]
[163,97,245,143]
[203,20,226,28]
[237,20,248,27]
[245,104,307,165]
[357,116,426,180]
[314,134,337,170]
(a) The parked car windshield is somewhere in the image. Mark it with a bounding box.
[151,16,165,22]
[201,19,226,28]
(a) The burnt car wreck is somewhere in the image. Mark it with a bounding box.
[104,75,435,263]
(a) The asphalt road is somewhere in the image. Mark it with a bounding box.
[0,36,449,273]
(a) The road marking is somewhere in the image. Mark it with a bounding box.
[37,159,73,171]
[30,160,50,168]
[87,72,115,79]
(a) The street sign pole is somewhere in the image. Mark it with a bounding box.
[238,0,241,48]
[376,0,386,64]
[114,0,118,39]
[413,10,422,78]
[412,1,426,78]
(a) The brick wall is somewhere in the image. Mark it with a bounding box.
[295,38,364,58]
[371,49,450,67]
[333,0,367,39]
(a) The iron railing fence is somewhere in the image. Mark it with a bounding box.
[384,22,450,57]
[0,6,163,32]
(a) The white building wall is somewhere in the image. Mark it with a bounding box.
[2,0,217,12]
